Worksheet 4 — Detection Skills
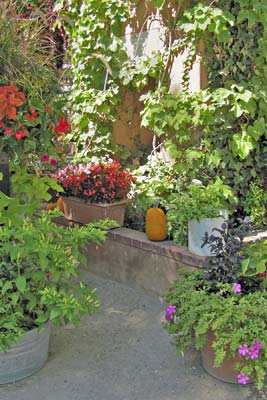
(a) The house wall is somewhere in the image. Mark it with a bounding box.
[112,0,207,151]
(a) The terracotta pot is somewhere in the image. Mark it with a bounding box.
[201,331,243,384]
[62,196,130,225]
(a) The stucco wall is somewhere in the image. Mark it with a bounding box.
[112,0,206,151]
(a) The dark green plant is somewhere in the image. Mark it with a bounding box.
[202,220,259,289]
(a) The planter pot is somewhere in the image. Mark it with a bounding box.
[62,196,130,225]
[188,211,228,256]
[0,323,50,384]
[201,331,244,384]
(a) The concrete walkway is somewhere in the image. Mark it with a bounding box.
[1,272,258,400]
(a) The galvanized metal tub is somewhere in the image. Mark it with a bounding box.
[0,323,50,384]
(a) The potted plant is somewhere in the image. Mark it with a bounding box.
[166,177,237,255]
[0,175,116,384]
[51,160,136,225]
[164,220,267,391]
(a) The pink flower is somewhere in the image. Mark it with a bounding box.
[252,341,262,351]
[233,283,241,294]
[41,154,50,162]
[50,159,58,167]
[237,374,250,385]
[248,348,259,359]
[238,344,249,356]
[165,305,176,321]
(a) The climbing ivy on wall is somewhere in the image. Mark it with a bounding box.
[204,0,267,209]
[58,0,267,215]
[57,0,130,159]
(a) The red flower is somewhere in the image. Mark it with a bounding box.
[45,106,52,112]
[4,129,13,135]
[51,161,135,204]
[0,121,4,128]
[54,117,71,133]
[50,159,58,167]
[14,129,26,140]
[25,109,38,121]
[25,114,35,121]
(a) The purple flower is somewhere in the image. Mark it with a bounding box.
[233,283,241,294]
[252,341,262,351]
[238,344,249,356]
[237,374,250,385]
[249,348,259,360]
[165,305,176,321]
[41,154,50,162]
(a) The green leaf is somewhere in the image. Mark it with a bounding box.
[50,308,62,320]
[231,133,254,159]
[152,0,166,8]
[241,258,250,274]
[2,281,13,295]
[15,276,26,293]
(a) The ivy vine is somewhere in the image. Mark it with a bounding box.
[58,0,267,217]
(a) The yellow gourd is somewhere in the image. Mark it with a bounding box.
[145,207,167,241]
[56,197,64,213]
[46,202,57,211]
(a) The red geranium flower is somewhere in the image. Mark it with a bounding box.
[54,117,71,133]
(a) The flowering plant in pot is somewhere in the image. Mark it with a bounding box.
[51,160,136,225]
[0,173,116,384]
[164,221,267,391]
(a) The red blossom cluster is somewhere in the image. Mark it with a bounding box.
[0,84,71,144]
[54,117,71,136]
[25,108,38,122]
[51,161,136,204]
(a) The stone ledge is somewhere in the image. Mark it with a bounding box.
[53,217,205,295]
[54,217,267,295]
[107,227,205,269]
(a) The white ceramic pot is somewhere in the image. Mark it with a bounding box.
[188,211,228,256]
